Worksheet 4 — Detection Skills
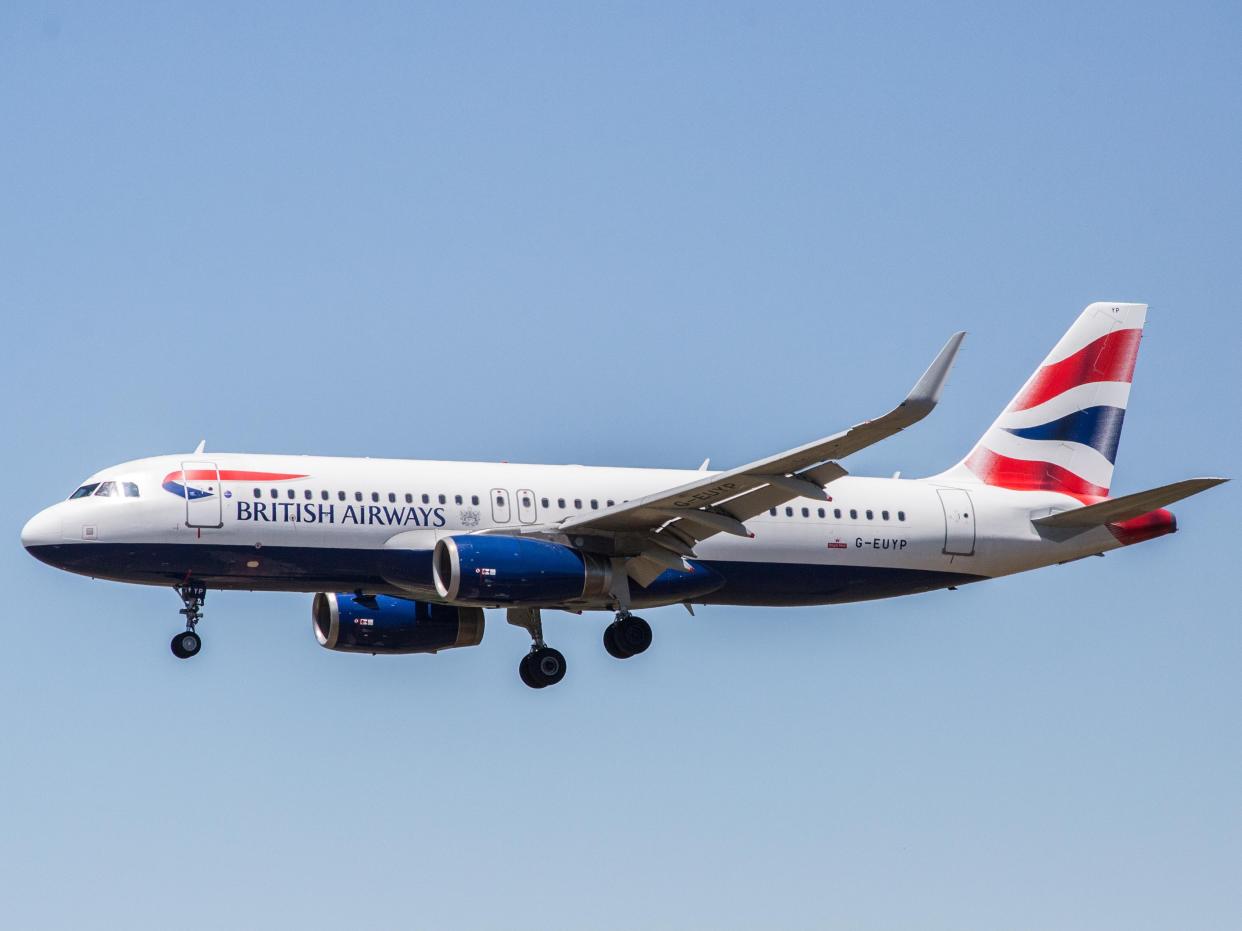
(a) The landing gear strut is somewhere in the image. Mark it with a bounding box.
[507,608,566,689]
[604,613,652,659]
[171,583,206,659]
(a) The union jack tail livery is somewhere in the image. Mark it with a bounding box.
[943,302,1147,499]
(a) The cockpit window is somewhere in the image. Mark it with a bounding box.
[94,481,118,497]
[69,483,100,500]
[123,482,140,498]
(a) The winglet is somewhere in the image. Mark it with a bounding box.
[899,331,966,420]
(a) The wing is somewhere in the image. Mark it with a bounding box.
[525,331,966,584]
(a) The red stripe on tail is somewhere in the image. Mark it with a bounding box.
[964,447,1109,500]
[1010,328,1142,412]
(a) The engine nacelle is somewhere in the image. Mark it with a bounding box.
[433,535,612,606]
[312,592,484,654]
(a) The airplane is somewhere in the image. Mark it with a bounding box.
[20,302,1226,689]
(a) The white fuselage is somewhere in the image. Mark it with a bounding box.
[21,452,1135,610]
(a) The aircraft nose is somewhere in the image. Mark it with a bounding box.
[21,507,61,551]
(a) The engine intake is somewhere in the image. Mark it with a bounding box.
[312,592,484,654]
[433,535,612,606]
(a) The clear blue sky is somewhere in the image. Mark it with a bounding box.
[2,3,1239,928]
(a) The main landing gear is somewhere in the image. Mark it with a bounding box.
[171,583,206,659]
[604,612,652,659]
[507,608,567,689]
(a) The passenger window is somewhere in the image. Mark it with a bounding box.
[849,509,857,519]
[817,508,825,518]
[496,495,505,506]
[455,495,463,505]
[471,495,479,506]
[541,497,550,508]
[123,482,140,498]
[574,499,582,509]
[834,508,842,519]
[338,491,346,501]
[371,492,380,503]
[769,508,777,516]
[355,492,363,502]
[404,493,413,504]
[882,510,890,520]
[785,507,794,517]
[69,483,100,500]
[590,499,598,510]
[606,500,615,507]
[321,490,329,501]
[94,481,117,497]
[439,494,447,505]
[271,489,279,499]
[253,488,262,498]
[305,490,313,500]
[801,507,809,517]
[866,510,873,520]
[898,511,906,521]
[288,489,296,499]
[558,498,566,508]
[422,494,430,504]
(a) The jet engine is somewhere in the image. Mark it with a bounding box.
[432,535,727,607]
[433,535,613,605]
[312,592,484,654]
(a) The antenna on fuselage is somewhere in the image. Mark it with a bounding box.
[698,458,710,471]
[193,440,206,454]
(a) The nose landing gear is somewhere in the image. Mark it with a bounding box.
[604,613,652,659]
[171,583,206,660]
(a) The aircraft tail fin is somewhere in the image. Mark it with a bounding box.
[938,302,1147,499]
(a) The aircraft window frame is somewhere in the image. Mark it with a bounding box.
[321,490,330,501]
[801,507,810,518]
[123,482,140,498]
[288,489,296,500]
[94,481,118,497]
[455,495,463,505]
[769,508,777,516]
[371,492,380,503]
[270,488,279,499]
[355,492,363,502]
[865,509,873,520]
[338,491,347,501]
[849,509,858,519]
[305,490,313,500]
[541,497,550,509]
[590,499,599,510]
[471,495,479,506]
[388,492,397,503]
[817,508,825,518]
[422,494,430,504]
[439,494,447,505]
[558,498,566,509]
[882,510,890,520]
[405,493,413,504]
[834,508,842,519]
[253,487,262,499]
[898,511,906,521]
[785,506,794,517]
[69,483,100,500]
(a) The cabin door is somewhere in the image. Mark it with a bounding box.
[181,460,223,528]
[937,488,975,556]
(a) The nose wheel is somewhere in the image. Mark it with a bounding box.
[171,583,206,660]
[604,613,652,659]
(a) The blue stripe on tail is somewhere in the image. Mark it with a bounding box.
[1004,405,1127,463]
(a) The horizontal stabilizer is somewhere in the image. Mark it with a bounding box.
[1033,477,1228,529]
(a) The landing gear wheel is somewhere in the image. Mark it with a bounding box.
[171,630,201,659]
[603,622,629,659]
[520,647,566,689]
[606,615,652,658]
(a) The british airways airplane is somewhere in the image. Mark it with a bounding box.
[21,303,1225,688]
